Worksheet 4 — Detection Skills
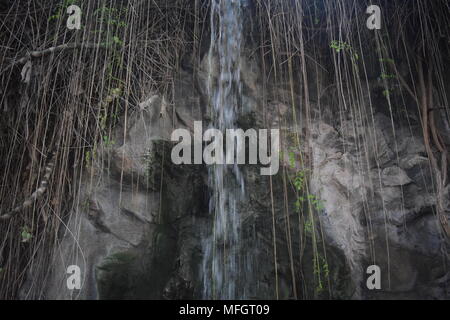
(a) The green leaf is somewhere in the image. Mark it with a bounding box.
[381,73,395,80]
[21,227,32,243]
[288,151,296,168]
[112,36,123,46]
[379,58,395,64]
[48,14,61,21]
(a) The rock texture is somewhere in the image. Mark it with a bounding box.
[41,48,449,300]
[310,107,449,299]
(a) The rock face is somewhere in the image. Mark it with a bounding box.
[41,57,354,300]
[42,51,449,301]
[310,109,449,299]
[44,70,208,299]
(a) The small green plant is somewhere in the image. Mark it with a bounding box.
[379,57,397,100]
[314,255,330,294]
[303,218,313,234]
[287,149,328,295]
[85,150,92,167]
[94,6,128,24]
[380,72,396,80]
[21,226,32,243]
[379,58,395,64]
[290,163,324,213]
[294,190,324,213]
[308,194,325,211]
[288,150,296,169]
[102,135,115,147]
[112,36,123,46]
[293,169,306,190]
[84,148,100,168]
[48,0,78,22]
[330,40,359,63]
[330,40,351,53]
[94,6,128,48]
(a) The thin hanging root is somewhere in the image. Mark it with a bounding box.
[417,60,450,238]
[0,0,202,299]
[386,46,450,239]
[0,151,57,221]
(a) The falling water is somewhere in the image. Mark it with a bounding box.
[202,0,245,299]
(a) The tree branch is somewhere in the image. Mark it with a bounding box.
[4,42,107,71]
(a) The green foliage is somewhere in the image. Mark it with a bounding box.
[330,40,359,63]
[102,135,115,147]
[379,57,397,99]
[314,255,330,294]
[288,150,296,168]
[330,40,351,53]
[379,57,396,74]
[287,147,328,296]
[99,87,122,144]
[94,6,127,48]
[48,14,60,22]
[48,0,78,22]
[288,148,324,214]
[382,89,392,98]
[84,148,99,168]
[292,170,324,213]
[293,169,306,191]
[303,218,313,234]
[94,6,128,23]
[21,226,32,243]
[379,58,395,64]
[309,194,325,210]
[84,150,92,167]
[380,73,396,80]
[112,36,123,46]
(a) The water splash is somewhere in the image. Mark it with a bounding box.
[202,0,245,300]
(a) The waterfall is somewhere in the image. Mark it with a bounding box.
[202,0,246,300]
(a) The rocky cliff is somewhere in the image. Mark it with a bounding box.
[1,0,448,301]
[41,51,449,299]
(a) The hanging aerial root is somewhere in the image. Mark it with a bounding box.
[0,150,57,221]
[417,60,450,239]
